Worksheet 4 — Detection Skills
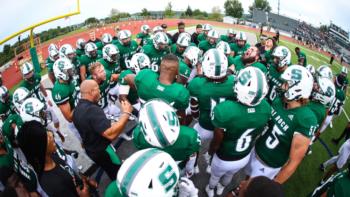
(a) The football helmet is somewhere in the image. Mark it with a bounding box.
[59,44,76,60]
[48,43,59,52]
[117,148,179,197]
[153,32,169,50]
[0,86,9,103]
[20,97,50,125]
[280,65,314,101]
[176,33,191,47]
[21,62,34,76]
[76,38,86,50]
[316,65,333,80]
[102,44,120,63]
[234,67,268,106]
[101,33,113,45]
[227,28,235,35]
[202,24,213,31]
[272,46,291,67]
[13,87,30,113]
[236,32,247,41]
[141,25,151,34]
[306,64,316,75]
[153,26,163,34]
[202,49,228,79]
[138,99,180,148]
[183,46,202,66]
[216,41,231,55]
[130,53,151,73]
[207,30,219,39]
[49,48,60,62]
[312,77,336,106]
[84,42,98,58]
[118,30,132,45]
[53,58,74,81]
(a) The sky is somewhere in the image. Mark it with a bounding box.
[1,0,350,47]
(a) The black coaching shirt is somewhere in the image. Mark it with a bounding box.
[73,99,111,155]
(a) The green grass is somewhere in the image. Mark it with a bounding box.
[276,39,350,197]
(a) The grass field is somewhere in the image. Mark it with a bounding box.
[275,39,350,197]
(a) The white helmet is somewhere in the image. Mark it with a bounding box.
[316,65,333,80]
[312,77,336,106]
[102,44,120,63]
[141,24,150,34]
[130,53,151,73]
[101,33,113,45]
[0,86,9,103]
[281,65,314,101]
[153,32,169,50]
[49,48,60,62]
[234,67,268,106]
[341,66,348,75]
[216,41,231,55]
[20,97,49,125]
[59,44,75,60]
[118,30,132,42]
[202,49,228,79]
[183,46,202,66]
[306,64,316,75]
[227,28,235,35]
[236,32,247,41]
[21,62,34,76]
[76,38,86,49]
[176,33,191,47]
[272,46,291,67]
[207,30,219,39]
[202,24,213,31]
[117,148,179,197]
[53,58,74,81]
[138,99,180,148]
[48,43,58,52]
[153,26,163,34]
[13,87,30,113]
[84,42,98,58]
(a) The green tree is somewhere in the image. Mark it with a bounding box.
[249,0,271,13]
[141,8,150,16]
[164,2,174,17]
[224,0,243,18]
[209,6,223,21]
[185,5,193,16]
[110,8,119,17]
[85,17,99,25]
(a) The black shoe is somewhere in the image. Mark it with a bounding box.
[319,164,325,172]
[332,138,339,145]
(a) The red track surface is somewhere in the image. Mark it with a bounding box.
[2,19,341,89]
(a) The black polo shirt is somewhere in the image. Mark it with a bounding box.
[73,99,111,155]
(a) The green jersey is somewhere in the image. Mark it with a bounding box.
[133,125,200,162]
[141,44,169,73]
[188,76,235,130]
[118,69,139,105]
[105,181,122,197]
[310,169,350,197]
[264,50,273,65]
[76,48,84,57]
[255,97,318,168]
[232,56,268,73]
[197,33,207,42]
[230,43,250,57]
[135,69,190,110]
[45,57,54,73]
[266,64,285,103]
[2,114,23,142]
[114,40,138,70]
[308,101,327,130]
[212,99,271,160]
[220,35,235,44]
[136,32,152,46]
[79,54,101,77]
[0,97,14,120]
[98,58,121,75]
[88,70,112,109]
[198,40,216,53]
[170,44,185,60]
[329,86,346,115]
[95,41,103,51]
[52,80,80,109]
[227,56,235,67]
[179,60,191,80]
[297,51,307,66]
[20,73,45,103]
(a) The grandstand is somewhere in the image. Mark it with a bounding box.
[329,23,350,49]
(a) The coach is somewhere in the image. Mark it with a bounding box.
[73,80,133,180]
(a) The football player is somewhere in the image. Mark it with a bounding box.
[133,99,200,177]
[245,65,317,184]
[197,24,213,42]
[136,24,151,46]
[141,32,170,73]
[206,67,270,197]
[170,32,192,60]
[75,38,86,57]
[46,46,60,83]
[0,86,14,121]
[99,44,121,74]
[266,46,291,103]
[231,32,250,57]
[295,47,307,67]
[114,30,138,70]
[101,33,113,47]
[316,65,333,80]
[182,46,202,83]
[220,28,236,44]
[198,30,219,53]
[59,44,81,86]
[228,46,267,74]
[216,41,234,67]
[79,42,101,81]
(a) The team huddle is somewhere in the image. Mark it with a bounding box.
[0,22,349,197]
